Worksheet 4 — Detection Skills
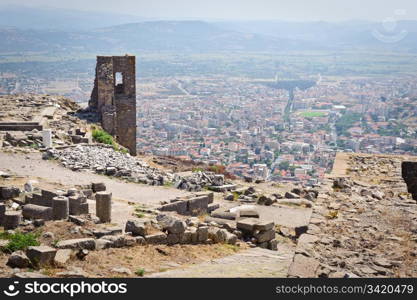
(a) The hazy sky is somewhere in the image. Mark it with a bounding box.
[2,0,417,21]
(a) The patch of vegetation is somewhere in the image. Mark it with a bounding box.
[326,210,339,219]
[163,181,174,187]
[134,205,148,218]
[92,129,130,153]
[117,147,129,154]
[299,111,327,118]
[51,239,60,248]
[278,160,291,171]
[0,231,40,253]
[220,244,240,252]
[233,192,239,201]
[92,129,115,146]
[335,112,362,136]
[135,268,145,277]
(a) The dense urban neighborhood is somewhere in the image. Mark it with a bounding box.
[136,74,417,184]
[2,70,417,184]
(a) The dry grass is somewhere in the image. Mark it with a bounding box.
[53,243,246,278]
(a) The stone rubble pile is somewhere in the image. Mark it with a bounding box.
[44,145,171,185]
[158,192,219,215]
[3,211,242,274]
[44,144,237,191]
[224,185,318,206]
[173,172,236,192]
[236,218,278,250]
[0,180,114,230]
[2,131,43,148]
[0,94,91,151]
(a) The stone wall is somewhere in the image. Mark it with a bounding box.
[401,161,417,200]
[89,55,137,156]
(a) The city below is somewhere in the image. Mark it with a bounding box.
[2,70,417,185]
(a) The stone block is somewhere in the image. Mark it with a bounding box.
[145,232,167,245]
[92,182,106,193]
[197,226,208,242]
[180,230,193,244]
[3,211,21,229]
[268,239,278,251]
[24,194,34,204]
[52,196,69,220]
[79,203,89,215]
[238,209,259,219]
[26,246,57,267]
[30,193,45,206]
[22,204,53,221]
[207,203,220,213]
[158,201,187,214]
[254,229,275,243]
[157,214,186,234]
[81,189,94,199]
[54,249,72,267]
[7,251,30,268]
[95,192,112,223]
[187,195,209,215]
[236,218,259,233]
[0,203,5,226]
[208,227,227,243]
[92,226,123,238]
[0,186,20,200]
[68,195,82,215]
[41,189,59,206]
[56,238,96,250]
[208,184,237,192]
[189,227,198,243]
[205,216,237,232]
[288,254,320,278]
[225,232,237,245]
[167,233,182,245]
[68,215,86,226]
[125,219,150,236]
[95,239,112,250]
[254,221,274,231]
[211,209,236,220]
[101,234,136,248]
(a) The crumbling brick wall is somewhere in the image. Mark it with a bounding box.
[89,55,137,155]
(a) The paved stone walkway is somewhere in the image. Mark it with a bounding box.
[149,244,295,278]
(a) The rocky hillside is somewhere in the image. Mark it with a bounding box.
[288,153,417,277]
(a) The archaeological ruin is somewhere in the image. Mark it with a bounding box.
[89,55,137,156]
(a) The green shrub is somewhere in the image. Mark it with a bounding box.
[0,231,40,253]
[135,268,145,277]
[92,129,115,146]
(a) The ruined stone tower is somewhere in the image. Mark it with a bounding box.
[89,55,137,155]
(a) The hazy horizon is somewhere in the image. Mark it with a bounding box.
[0,0,416,22]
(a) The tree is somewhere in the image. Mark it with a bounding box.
[278,160,290,171]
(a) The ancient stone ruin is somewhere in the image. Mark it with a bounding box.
[89,55,137,156]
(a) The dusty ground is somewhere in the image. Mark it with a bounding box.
[0,243,247,278]
[0,151,188,208]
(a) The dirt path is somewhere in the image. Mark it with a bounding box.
[148,244,295,278]
[0,151,187,207]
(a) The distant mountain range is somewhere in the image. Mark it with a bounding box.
[0,5,146,30]
[1,6,417,53]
